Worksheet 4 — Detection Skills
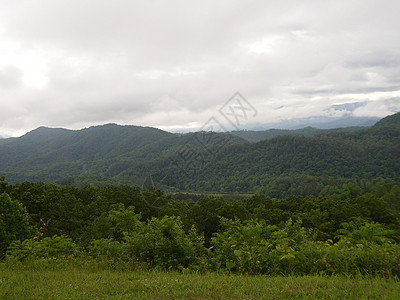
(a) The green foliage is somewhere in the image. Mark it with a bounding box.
[1,178,400,276]
[0,177,8,194]
[335,218,396,245]
[191,196,248,244]
[108,204,142,238]
[86,205,207,270]
[88,238,128,261]
[211,218,311,274]
[0,193,33,256]
[6,235,82,261]
[124,216,206,271]
[2,179,400,252]
[210,217,400,276]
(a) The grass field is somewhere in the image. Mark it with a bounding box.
[1,262,399,299]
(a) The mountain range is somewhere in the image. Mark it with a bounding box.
[236,115,380,131]
[0,112,399,195]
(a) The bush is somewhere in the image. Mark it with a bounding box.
[104,205,207,270]
[88,238,128,260]
[335,217,396,245]
[6,235,82,261]
[125,216,206,270]
[211,218,311,274]
[0,193,34,256]
[210,217,400,276]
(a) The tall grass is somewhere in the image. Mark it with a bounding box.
[1,260,399,299]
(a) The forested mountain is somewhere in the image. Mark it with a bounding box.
[0,113,399,194]
[0,123,246,185]
[131,113,398,194]
[232,126,366,142]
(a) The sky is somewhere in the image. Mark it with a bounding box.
[1,0,400,137]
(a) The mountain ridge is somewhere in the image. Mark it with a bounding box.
[0,112,399,193]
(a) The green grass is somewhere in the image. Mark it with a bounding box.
[1,262,399,299]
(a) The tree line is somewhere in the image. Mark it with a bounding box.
[1,176,400,276]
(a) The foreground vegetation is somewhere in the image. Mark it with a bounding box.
[1,176,400,278]
[1,261,399,299]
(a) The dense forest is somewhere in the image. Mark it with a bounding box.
[1,112,399,195]
[1,176,400,275]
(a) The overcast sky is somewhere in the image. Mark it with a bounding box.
[1,0,400,136]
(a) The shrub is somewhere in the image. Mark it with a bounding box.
[210,217,400,276]
[125,216,206,270]
[335,217,396,245]
[88,238,128,260]
[211,218,312,274]
[103,205,207,271]
[0,193,34,256]
[6,235,82,261]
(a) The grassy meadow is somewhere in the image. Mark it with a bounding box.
[1,261,399,299]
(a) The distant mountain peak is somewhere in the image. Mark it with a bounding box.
[20,126,72,143]
[25,126,70,134]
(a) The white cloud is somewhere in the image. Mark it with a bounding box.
[0,0,400,136]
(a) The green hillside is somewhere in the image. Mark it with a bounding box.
[132,113,400,194]
[0,123,246,185]
[231,126,367,142]
[0,113,399,193]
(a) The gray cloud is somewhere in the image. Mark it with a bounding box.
[0,0,400,136]
[0,66,22,89]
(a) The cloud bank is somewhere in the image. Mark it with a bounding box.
[0,0,400,136]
